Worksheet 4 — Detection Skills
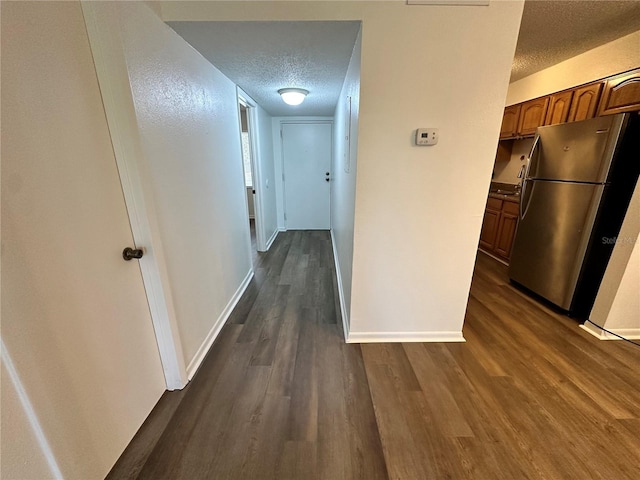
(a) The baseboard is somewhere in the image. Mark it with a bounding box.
[186,269,254,379]
[580,323,640,340]
[330,230,350,342]
[478,248,508,266]
[346,331,466,343]
[265,228,279,250]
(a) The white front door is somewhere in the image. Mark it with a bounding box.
[282,122,332,229]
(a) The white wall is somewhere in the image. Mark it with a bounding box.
[492,138,533,185]
[1,360,57,479]
[331,27,362,333]
[504,30,640,338]
[254,105,278,246]
[1,2,166,477]
[588,183,640,337]
[507,30,640,106]
[113,2,252,372]
[162,0,524,342]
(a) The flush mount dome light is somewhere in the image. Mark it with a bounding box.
[278,88,308,106]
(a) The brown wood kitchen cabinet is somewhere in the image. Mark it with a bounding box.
[500,105,521,139]
[545,82,603,126]
[479,196,519,263]
[479,197,502,251]
[494,200,519,259]
[598,68,640,116]
[545,90,574,126]
[568,82,603,122]
[518,97,550,136]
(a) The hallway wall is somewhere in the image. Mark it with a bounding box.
[163,1,525,341]
[331,27,362,333]
[106,2,253,372]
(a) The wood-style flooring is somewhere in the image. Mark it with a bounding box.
[108,232,640,480]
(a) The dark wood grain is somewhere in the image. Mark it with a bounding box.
[109,236,640,480]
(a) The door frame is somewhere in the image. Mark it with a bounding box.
[279,120,334,230]
[237,88,267,252]
[82,2,187,390]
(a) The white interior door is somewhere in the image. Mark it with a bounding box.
[282,122,332,229]
[2,3,167,476]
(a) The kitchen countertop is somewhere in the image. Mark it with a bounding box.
[488,192,520,203]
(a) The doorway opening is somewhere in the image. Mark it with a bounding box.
[238,96,264,264]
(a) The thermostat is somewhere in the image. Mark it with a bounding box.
[415,128,438,146]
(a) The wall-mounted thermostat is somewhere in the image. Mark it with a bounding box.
[415,128,439,146]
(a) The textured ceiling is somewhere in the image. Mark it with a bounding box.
[167,21,361,116]
[512,0,640,82]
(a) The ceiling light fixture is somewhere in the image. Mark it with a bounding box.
[278,88,308,106]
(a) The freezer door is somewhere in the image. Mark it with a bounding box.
[528,114,624,183]
[509,180,604,310]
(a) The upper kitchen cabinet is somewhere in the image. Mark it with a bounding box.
[568,82,603,122]
[545,90,574,126]
[517,97,550,136]
[500,104,521,139]
[545,83,603,126]
[598,68,640,116]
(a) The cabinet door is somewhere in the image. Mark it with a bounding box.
[544,91,573,126]
[598,68,640,116]
[495,203,519,260]
[518,97,550,136]
[479,198,502,251]
[568,82,603,122]
[500,105,521,139]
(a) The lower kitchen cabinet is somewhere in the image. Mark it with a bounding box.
[494,200,519,259]
[479,197,502,251]
[479,196,519,263]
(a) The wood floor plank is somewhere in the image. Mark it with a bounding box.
[111,235,640,480]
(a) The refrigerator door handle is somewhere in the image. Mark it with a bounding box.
[519,178,527,220]
[526,133,541,179]
[520,134,540,220]
[519,178,536,220]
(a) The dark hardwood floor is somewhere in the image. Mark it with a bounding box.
[108,233,640,480]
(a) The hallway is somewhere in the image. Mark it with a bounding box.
[109,232,640,480]
[109,230,387,479]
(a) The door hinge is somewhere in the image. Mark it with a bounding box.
[284,213,287,221]
[280,129,283,139]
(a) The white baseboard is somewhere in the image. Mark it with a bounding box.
[265,228,279,250]
[580,323,640,340]
[347,331,466,343]
[186,269,254,379]
[330,230,350,342]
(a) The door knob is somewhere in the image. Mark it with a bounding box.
[123,247,144,261]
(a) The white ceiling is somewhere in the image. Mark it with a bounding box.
[167,21,361,116]
[512,0,640,82]
[167,3,640,116]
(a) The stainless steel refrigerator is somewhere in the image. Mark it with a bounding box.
[509,112,640,319]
